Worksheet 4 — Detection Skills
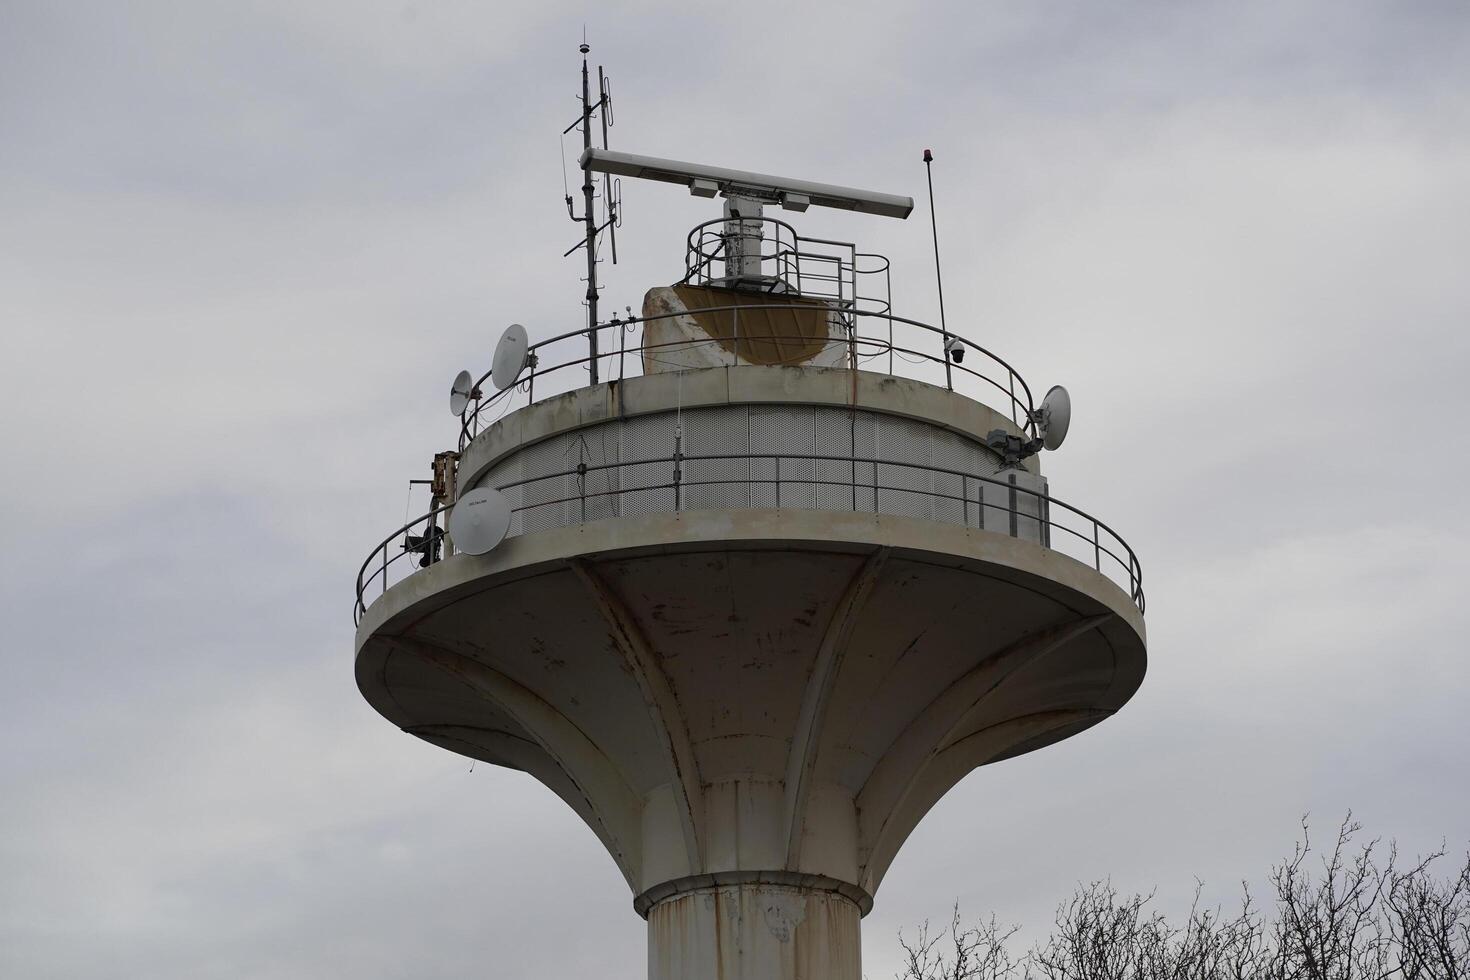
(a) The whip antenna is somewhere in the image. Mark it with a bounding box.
[599,67,620,264]
[560,41,622,385]
[923,148,954,390]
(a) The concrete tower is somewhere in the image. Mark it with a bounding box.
[354,79,1146,980]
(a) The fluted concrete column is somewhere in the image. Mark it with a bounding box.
[646,880,861,980]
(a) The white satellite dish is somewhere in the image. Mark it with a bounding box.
[1040,385,1072,451]
[492,323,529,391]
[447,487,512,556]
[449,369,475,416]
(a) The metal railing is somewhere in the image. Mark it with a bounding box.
[683,215,892,316]
[457,305,1038,452]
[354,451,1144,625]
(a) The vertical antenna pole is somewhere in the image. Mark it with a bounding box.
[581,44,600,384]
[598,66,618,264]
[923,149,953,391]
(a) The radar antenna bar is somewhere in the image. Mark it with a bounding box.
[581,147,914,218]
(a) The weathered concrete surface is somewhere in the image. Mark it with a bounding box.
[647,882,862,980]
[361,361,1142,979]
[458,365,1039,494]
[641,284,849,371]
[355,509,1145,925]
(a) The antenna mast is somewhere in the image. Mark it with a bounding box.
[579,45,599,383]
[563,42,619,385]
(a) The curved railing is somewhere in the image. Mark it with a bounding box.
[457,305,1039,452]
[682,215,893,317]
[354,451,1144,625]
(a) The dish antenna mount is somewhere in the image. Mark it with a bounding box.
[449,369,478,417]
[492,323,531,391]
[447,487,512,556]
[987,385,1073,465]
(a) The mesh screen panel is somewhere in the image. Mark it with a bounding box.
[751,405,816,510]
[929,429,970,526]
[875,415,934,521]
[617,413,678,518]
[476,403,1012,540]
[815,407,857,512]
[681,405,751,512]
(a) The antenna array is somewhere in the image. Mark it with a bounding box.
[561,43,622,384]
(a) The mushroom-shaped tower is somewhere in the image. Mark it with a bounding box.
[353,73,1146,980]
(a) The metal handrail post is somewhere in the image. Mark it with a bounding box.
[358,456,1145,617]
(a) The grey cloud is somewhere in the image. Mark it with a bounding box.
[2,2,1468,978]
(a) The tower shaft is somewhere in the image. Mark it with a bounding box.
[648,881,861,980]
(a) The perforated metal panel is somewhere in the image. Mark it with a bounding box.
[928,429,969,527]
[849,410,878,514]
[484,451,524,537]
[815,407,856,512]
[501,433,576,535]
[570,426,621,524]
[475,402,1019,542]
[751,405,816,510]
[681,405,750,512]
[875,415,934,521]
[616,413,678,519]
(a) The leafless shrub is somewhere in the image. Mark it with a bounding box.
[898,903,1022,980]
[1384,843,1470,980]
[894,816,1469,980]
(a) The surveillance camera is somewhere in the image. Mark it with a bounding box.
[945,336,965,364]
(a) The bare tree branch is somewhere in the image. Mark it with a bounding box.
[895,817,1470,980]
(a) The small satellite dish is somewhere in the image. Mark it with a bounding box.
[492,323,529,391]
[447,487,512,556]
[449,369,475,416]
[1040,385,1072,451]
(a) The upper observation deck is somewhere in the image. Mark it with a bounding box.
[457,215,1040,451]
[353,217,1145,628]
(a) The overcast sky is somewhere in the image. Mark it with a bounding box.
[3,2,1469,978]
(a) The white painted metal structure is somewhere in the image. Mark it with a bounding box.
[580,147,916,218]
[354,78,1146,980]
